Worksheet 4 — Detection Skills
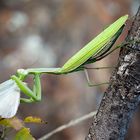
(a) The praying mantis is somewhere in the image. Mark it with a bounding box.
[0,15,128,118]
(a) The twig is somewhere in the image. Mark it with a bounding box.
[0,126,7,140]
[38,111,97,140]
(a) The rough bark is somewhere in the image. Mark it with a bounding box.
[86,6,140,140]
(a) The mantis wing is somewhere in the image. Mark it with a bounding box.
[84,25,125,65]
[61,15,128,73]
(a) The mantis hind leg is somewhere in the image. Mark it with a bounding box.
[84,66,116,70]
[95,44,123,61]
[85,44,123,65]
[84,69,109,87]
[11,74,41,103]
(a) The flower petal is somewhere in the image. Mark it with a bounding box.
[0,80,20,118]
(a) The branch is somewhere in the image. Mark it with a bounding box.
[86,6,140,140]
[38,111,97,140]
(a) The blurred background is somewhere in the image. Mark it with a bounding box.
[0,0,139,139]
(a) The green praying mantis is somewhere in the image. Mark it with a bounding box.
[0,15,128,118]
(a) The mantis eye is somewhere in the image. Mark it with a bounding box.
[0,79,20,118]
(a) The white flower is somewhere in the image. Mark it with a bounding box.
[0,79,20,118]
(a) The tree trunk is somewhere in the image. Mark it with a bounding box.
[86,6,140,140]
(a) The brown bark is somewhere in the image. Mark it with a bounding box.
[86,6,140,140]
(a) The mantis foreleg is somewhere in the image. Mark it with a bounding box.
[11,74,41,103]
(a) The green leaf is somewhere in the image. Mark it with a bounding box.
[14,127,35,140]
[0,117,23,130]
[24,116,47,124]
